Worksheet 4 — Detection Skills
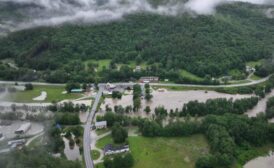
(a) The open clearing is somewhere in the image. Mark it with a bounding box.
[180,70,203,81]
[246,59,263,68]
[91,150,100,160]
[85,59,111,71]
[6,85,82,103]
[250,74,262,80]
[96,134,209,168]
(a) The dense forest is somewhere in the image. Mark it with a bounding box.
[0,3,274,83]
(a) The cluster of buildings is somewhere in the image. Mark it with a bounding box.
[139,76,159,83]
[103,83,126,95]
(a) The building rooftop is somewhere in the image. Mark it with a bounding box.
[104,144,129,153]
[95,121,107,127]
[71,89,83,93]
[15,122,31,133]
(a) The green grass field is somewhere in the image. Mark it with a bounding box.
[250,74,262,80]
[7,85,82,103]
[95,128,110,136]
[180,70,203,81]
[246,59,263,68]
[91,150,101,160]
[96,134,209,168]
[130,135,209,168]
[96,135,113,149]
[117,61,147,69]
[95,163,104,168]
[228,80,250,84]
[85,59,111,71]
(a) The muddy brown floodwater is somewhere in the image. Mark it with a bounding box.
[246,90,274,117]
[244,151,274,168]
[63,137,81,161]
[0,121,44,139]
[101,90,253,116]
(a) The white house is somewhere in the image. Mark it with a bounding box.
[104,144,130,156]
[134,66,141,72]
[95,121,107,129]
[15,122,31,134]
[106,83,116,90]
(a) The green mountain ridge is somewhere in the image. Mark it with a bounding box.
[0,3,274,83]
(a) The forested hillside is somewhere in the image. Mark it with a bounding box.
[0,2,274,83]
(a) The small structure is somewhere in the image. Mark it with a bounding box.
[104,144,130,155]
[220,76,232,82]
[15,122,31,135]
[95,121,107,129]
[134,66,141,72]
[103,90,112,95]
[106,83,116,90]
[246,66,256,73]
[140,76,159,83]
[71,89,84,93]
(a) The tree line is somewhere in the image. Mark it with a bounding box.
[181,97,259,116]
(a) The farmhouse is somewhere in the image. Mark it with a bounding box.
[95,121,107,129]
[246,65,256,73]
[15,122,31,134]
[140,76,159,83]
[104,144,130,156]
[134,66,141,72]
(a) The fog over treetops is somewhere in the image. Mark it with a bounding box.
[0,0,273,33]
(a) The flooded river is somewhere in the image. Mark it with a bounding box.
[101,90,252,114]
[246,89,274,117]
[0,121,44,139]
[63,137,81,161]
[244,151,274,168]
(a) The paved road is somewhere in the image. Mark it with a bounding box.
[83,87,103,168]
[25,131,44,146]
[142,76,270,88]
[0,80,64,86]
[0,75,270,88]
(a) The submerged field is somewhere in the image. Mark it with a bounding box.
[96,134,209,168]
[6,85,82,103]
